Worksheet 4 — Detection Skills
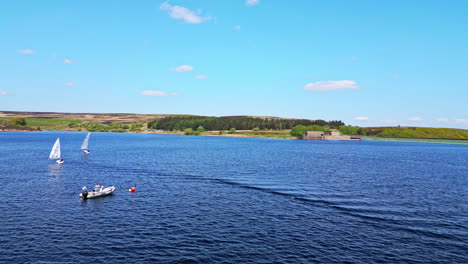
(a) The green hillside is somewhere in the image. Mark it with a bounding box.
[368,127,468,140]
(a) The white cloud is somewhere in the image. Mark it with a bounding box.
[160,2,211,24]
[455,119,468,124]
[234,25,241,30]
[195,75,208,79]
[140,91,178,96]
[64,59,72,64]
[436,118,449,122]
[18,49,35,54]
[170,65,194,72]
[65,82,74,87]
[354,116,369,121]
[304,80,360,91]
[0,91,6,96]
[246,0,259,6]
[408,117,423,121]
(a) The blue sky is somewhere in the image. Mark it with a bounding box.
[1,0,467,128]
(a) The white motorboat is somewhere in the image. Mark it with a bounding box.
[80,186,115,199]
[81,132,91,154]
[49,138,64,164]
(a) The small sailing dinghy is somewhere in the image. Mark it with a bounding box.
[81,132,91,154]
[49,137,64,164]
[80,185,115,200]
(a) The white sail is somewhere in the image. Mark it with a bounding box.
[49,138,61,160]
[81,132,90,150]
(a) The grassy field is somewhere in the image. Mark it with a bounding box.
[0,111,168,132]
[0,117,82,130]
[0,111,169,123]
[366,126,468,140]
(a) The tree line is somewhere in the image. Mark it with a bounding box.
[290,124,368,136]
[148,116,345,131]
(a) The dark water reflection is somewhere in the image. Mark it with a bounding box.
[0,131,467,263]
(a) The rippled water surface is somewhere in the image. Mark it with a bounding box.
[1,131,467,263]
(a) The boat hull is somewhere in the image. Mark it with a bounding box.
[80,186,115,199]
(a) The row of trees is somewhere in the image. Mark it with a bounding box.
[183,126,205,135]
[290,124,368,136]
[75,122,144,132]
[338,125,368,136]
[185,126,238,136]
[148,116,345,131]
[290,125,330,136]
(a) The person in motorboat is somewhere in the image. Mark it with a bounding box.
[81,186,88,199]
[94,183,101,193]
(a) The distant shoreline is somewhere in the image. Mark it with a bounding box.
[2,129,468,145]
[0,129,468,146]
[1,111,468,144]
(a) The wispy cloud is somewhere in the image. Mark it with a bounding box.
[246,0,259,6]
[455,119,468,124]
[234,25,241,30]
[351,56,358,61]
[64,59,72,64]
[307,74,318,78]
[0,91,6,96]
[65,82,74,87]
[18,49,35,54]
[436,118,449,122]
[195,75,208,79]
[52,54,57,58]
[160,2,211,24]
[354,116,369,121]
[140,91,178,96]
[171,65,195,72]
[408,117,423,121]
[304,80,360,91]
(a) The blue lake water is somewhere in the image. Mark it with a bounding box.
[0,131,467,263]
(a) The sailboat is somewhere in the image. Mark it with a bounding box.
[81,132,90,154]
[49,137,64,164]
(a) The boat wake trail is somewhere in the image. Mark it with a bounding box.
[80,159,468,250]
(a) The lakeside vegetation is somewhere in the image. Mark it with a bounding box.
[148,116,344,131]
[289,124,368,136]
[0,117,40,131]
[1,112,467,141]
[367,127,468,140]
